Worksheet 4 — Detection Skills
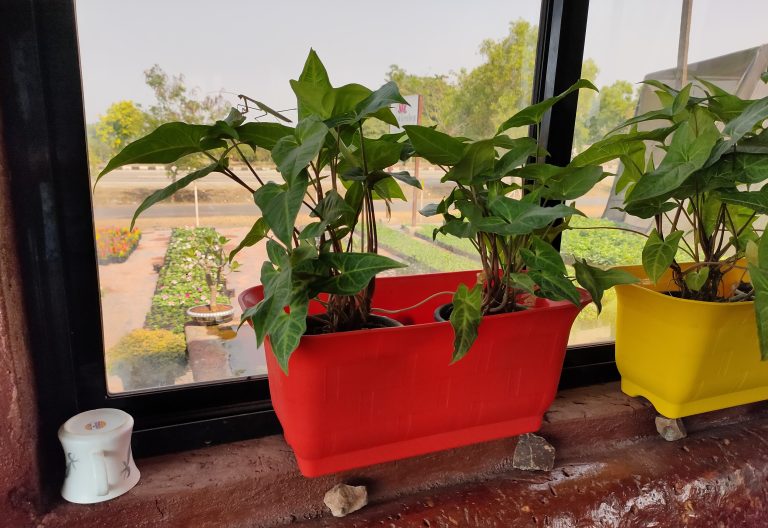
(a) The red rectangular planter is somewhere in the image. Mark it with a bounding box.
[239,270,588,477]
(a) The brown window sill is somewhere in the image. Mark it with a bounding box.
[39,382,768,527]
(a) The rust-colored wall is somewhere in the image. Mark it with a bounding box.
[0,109,41,526]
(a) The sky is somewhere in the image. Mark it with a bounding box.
[75,0,768,123]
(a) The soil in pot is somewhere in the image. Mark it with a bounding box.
[305,313,402,335]
[189,304,234,314]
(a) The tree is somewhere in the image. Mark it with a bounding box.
[586,80,637,143]
[443,19,539,138]
[143,65,233,176]
[87,100,147,172]
[143,65,230,127]
[95,100,147,152]
[386,65,456,130]
[572,59,599,153]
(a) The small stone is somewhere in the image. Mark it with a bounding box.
[512,433,556,471]
[323,483,368,518]
[655,416,687,441]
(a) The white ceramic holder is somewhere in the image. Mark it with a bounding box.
[58,408,140,504]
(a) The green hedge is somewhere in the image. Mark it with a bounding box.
[107,328,187,390]
[560,217,645,266]
[145,227,229,334]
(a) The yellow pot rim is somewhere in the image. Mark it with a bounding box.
[615,280,754,309]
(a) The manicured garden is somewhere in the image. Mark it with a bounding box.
[144,227,231,334]
[96,226,141,264]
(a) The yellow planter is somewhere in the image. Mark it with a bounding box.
[615,264,766,418]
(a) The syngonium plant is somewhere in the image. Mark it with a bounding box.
[404,80,638,361]
[576,78,768,359]
[97,50,422,373]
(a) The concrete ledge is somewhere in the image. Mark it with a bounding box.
[37,383,768,527]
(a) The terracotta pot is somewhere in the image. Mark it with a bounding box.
[239,270,589,477]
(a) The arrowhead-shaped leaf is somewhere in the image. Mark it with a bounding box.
[683,266,710,292]
[573,260,638,313]
[449,283,483,363]
[253,180,308,246]
[641,229,684,284]
[749,263,768,360]
[272,116,328,185]
[129,163,220,229]
[269,292,310,374]
[318,253,405,295]
[229,217,269,262]
[718,187,768,214]
[237,122,293,150]
[628,110,720,203]
[404,125,465,165]
[497,79,597,134]
[97,122,222,181]
[487,198,582,235]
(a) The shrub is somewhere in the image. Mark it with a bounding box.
[560,217,645,266]
[96,226,141,264]
[107,328,187,390]
[144,227,230,334]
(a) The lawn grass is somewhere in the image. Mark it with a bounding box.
[377,224,478,273]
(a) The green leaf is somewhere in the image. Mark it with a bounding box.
[539,165,606,201]
[723,95,768,143]
[527,269,581,305]
[718,187,768,214]
[269,292,310,374]
[390,170,421,189]
[236,122,293,151]
[508,273,537,295]
[521,236,567,276]
[444,139,495,184]
[241,296,274,345]
[97,123,222,180]
[272,116,328,185]
[291,49,334,120]
[497,79,597,134]
[253,181,308,246]
[628,110,720,203]
[420,203,441,217]
[298,221,327,240]
[683,267,709,292]
[318,253,405,295]
[494,137,539,177]
[570,127,677,167]
[758,233,768,269]
[748,264,768,360]
[404,125,466,165]
[354,81,408,120]
[449,283,483,363]
[229,217,269,262]
[372,176,406,201]
[129,163,220,229]
[314,189,355,225]
[573,261,638,313]
[223,108,246,127]
[486,198,582,235]
[641,229,684,284]
[360,137,402,171]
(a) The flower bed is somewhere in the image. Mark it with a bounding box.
[96,226,141,264]
[145,227,230,334]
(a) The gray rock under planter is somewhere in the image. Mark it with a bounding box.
[512,433,556,471]
[323,483,368,518]
[655,416,687,441]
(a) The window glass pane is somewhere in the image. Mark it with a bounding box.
[565,0,768,345]
[76,0,541,393]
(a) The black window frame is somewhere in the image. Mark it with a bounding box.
[1,0,614,505]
